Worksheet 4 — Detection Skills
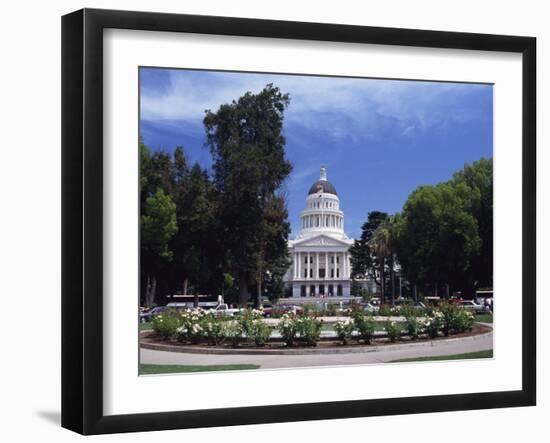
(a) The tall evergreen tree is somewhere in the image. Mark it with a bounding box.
[204,84,293,306]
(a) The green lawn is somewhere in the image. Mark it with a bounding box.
[389,349,493,363]
[475,314,493,323]
[139,363,260,375]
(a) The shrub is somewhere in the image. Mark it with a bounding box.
[452,309,475,333]
[202,315,225,345]
[279,313,300,347]
[440,302,459,336]
[248,320,272,346]
[151,309,181,339]
[296,316,322,346]
[237,309,264,336]
[423,311,443,338]
[385,320,401,343]
[399,304,416,318]
[175,309,207,343]
[222,322,243,347]
[405,315,419,339]
[378,304,393,317]
[352,311,376,344]
[334,320,355,345]
[302,303,317,317]
[176,321,204,344]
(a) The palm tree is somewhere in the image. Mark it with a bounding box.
[368,221,391,304]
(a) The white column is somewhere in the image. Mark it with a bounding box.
[333,252,337,279]
[316,252,319,279]
[325,253,328,280]
[307,252,310,279]
[298,252,301,279]
[344,252,348,278]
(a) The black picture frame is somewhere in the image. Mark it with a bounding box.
[62,8,536,435]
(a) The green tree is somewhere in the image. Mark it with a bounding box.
[452,158,493,289]
[349,211,390,299]
[395,181,481,298]
[254,195,292,305]
[171,162,220,306]
[204,84,293,306]
[141,188,178,306]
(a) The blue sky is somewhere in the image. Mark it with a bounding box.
[140,68,493,239]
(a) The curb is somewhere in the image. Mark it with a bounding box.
[140,328,493,356]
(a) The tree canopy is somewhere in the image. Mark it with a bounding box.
[393,158,492,298]
[204,84,293,305]
[139,84,293,307]
[351,158,492,301]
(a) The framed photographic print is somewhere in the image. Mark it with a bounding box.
[61,8,536,435]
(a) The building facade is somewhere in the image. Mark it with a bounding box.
[284,166,354,298]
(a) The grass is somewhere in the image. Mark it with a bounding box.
[389,349,493,363]
[139,363,260,375]
[475,314,493,323]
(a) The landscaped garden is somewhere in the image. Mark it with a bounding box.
[142,302,489,350]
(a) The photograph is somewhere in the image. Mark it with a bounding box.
[138,68,494,375]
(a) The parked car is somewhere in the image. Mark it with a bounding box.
[412,301,426,310]
[274,304,304,316]
[139,306,168,323]
[362,302,380,313]
[456,300,487,314]
[448,297,463,304]
[211,303,242,317]
[261,303,274,317]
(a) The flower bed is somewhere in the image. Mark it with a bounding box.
[147,304,477,348]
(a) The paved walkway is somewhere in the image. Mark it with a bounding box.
[140,329,493,369]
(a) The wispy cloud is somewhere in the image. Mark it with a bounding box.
[140,69,491,143]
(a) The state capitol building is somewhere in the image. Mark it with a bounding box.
[284,166,355,299]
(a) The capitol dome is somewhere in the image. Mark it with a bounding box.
[308,179,337,196]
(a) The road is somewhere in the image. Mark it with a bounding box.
[140,329,493,369]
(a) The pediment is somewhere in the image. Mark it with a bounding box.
[292,234,352,248]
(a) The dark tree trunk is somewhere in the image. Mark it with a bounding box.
[145,275,156,308]
[238,270,249,307]
[389,256,395,305]
[256,262,263,309]
[380,257,386,304]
